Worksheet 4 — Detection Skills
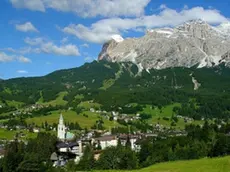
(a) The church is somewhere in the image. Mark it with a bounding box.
[57,114,75,141]
[52,114,83,167]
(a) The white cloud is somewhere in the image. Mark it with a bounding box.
[61,37,68,44]
[62,6,229,43]
[2,47,36,54]
[10,0,45,12]
[183,5,189,10]
[24,37,44,45]
[0,52,32,63]
[63,23,118,44]
[17,70,28,74]
[17,56,32,63]
[159,4,167,10]
[16,22,39,32]
[10,0,150,17]
[0,52,14,62]
[24,37,80,56]
[41,43,80,56]
[81,43,89,48]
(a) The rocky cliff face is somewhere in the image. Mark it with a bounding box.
[98,19,230,70]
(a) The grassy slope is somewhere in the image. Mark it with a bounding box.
[78,101,101,109]
[6,100,24,108]
[0,128,37,140]
[26,110,121,129]
[139,103,203,129]
[97,156,230,172]
[100,64,123,90]
[141,103,181,117]
[37,91,68,106]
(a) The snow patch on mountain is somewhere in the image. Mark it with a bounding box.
[216,22,230,36]
[111,35,124,43]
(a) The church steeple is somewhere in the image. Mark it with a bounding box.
[59,114,64,125]
[57,113,66,140]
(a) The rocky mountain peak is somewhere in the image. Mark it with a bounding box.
[98,20,230,70]
[176,19,216,38]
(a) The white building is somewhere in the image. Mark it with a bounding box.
[57,114,66,140]
[119,135,141,152]
[94,134,141,151]
[33,128,40,133]
[95,135,118,150]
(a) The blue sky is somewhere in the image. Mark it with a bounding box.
[0,0,229,79]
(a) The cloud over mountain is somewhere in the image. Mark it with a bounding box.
[62,6,228,43]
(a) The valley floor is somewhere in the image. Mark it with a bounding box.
[95,156,230,172]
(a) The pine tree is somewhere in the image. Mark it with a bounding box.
[76,145,95,170]
[125,135,131,148]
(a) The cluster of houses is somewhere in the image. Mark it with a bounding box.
[51,114,145,167]
[176,115,194,123]
[11,104,49,116]
[90,108,141,123]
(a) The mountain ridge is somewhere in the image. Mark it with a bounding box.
[98,19,230,70]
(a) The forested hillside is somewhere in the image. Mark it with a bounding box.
[1,61,230,119]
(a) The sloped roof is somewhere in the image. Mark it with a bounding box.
[56,142,78,148]
[95,135,117,141]
[50,152,58,160]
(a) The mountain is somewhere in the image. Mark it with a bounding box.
[98,19,230,70]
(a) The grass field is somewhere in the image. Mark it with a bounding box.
[78,101,101,110]
[141,103,181,117]
[100,67,122,90]
[26,110,121,129]
[138,103,203,128]
[100,79,116,90]
[6,100,24,108]
[96,156,230,172]
[37,91,68,106]
[0,128,37,140]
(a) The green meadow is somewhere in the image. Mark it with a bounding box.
[26,110,120,129]
[96,156,230,172]
[37,91,68,106]
[0,128,37,140]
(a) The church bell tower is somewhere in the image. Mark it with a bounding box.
[57,114,66,140]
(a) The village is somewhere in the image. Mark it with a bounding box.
[0,108,188,166]
[50,113,190,167]
[2,100,216,169]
